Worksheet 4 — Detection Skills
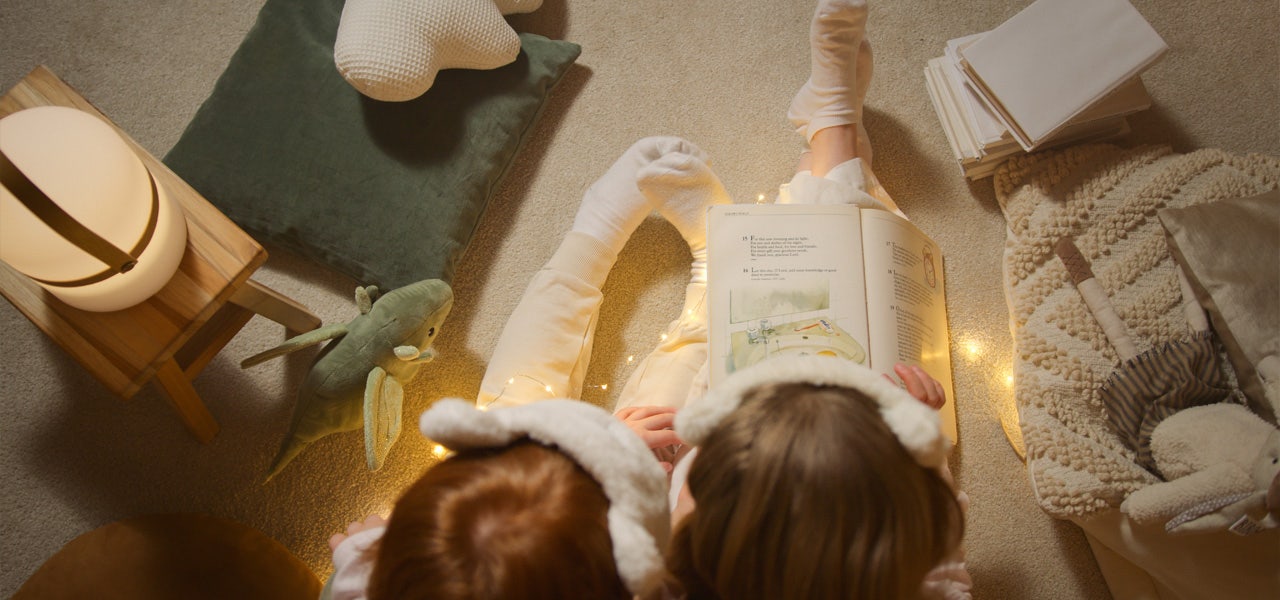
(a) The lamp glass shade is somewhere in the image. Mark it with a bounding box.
[0,106,187,312]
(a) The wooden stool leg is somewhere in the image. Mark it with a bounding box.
[154,359,219,443]
[230,280,322,335]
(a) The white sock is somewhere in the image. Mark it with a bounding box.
[639,152,731,284]
[572,136,711,255]
[787,0,873,143]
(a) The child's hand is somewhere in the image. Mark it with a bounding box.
[616,406,684,448]
[616,406,685,472]
[328,514,387,551]
[889,363,946,410]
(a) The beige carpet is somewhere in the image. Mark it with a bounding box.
[2,1,1276,597]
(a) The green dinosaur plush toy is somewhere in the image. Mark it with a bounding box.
[242,279,453,480]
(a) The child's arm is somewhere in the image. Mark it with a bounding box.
[890,364,972,598]
[323,515,388,600]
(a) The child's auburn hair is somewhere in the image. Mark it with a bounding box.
[367,440,630,600]
[667,382,964,600]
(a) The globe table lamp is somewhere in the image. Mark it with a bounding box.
[0,106,187,312]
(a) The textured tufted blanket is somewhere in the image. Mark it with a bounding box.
[995,144,1280,518]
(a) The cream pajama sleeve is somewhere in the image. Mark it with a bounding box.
[477,228,712,412]
[779,156,904,218]
[477,231,614,408]
[612,282,711,412]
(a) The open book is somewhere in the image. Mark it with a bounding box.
[707,204,957,442]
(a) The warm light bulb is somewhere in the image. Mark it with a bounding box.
[544,385,553,393]
[507,377,515,385]
[600,383,609,391]
[626,355,635,363]
[431,445,447,458]
[756,193,766,204]
[660,333,669,341]
[964,340,982,357]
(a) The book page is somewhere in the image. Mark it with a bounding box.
[860,210,957,442]
[707,204,869,386]
[944,32,1009,146]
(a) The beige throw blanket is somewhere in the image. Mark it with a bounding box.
[995,144,1280,518]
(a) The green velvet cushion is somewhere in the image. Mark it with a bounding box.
[163,0,580,289]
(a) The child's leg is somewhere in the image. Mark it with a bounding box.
[613,153,731,413]
[787,0,873,164]
[477,231,615,408]
[612,282,711,413]
[782,126,903,217]
[808,123,860,178]
[779,0,903,217]
[477,137,712,408]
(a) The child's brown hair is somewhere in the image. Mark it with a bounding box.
[368,441,629,600]
[669,379,964,599]
[350,398,672,599]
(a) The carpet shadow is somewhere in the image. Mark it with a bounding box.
[862,106,1005,217]
[507,0,569,40]
[441,62,591,358]
[583,217,690,410]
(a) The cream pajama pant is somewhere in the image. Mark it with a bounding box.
[475,156,896,413]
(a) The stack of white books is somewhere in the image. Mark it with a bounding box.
[924,0,1168,180]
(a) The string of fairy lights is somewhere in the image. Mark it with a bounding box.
[419,182,1022,462]
[425,191,774,461]
[427,325,681,460]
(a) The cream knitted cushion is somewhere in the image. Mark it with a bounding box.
[995,144,1280,519]
[334,0,543,102]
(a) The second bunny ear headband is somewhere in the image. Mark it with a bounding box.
[419,398,671,598]
[675,355,950,468]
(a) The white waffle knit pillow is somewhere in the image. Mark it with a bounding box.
[334,0,543,102]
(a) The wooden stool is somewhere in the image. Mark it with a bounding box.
[13,513,322,599]
[0,66,321,443]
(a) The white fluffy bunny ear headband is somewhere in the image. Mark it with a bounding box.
[419,398,671,597]
[676,355,950,468]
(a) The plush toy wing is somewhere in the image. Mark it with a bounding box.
[240,323,350,368]
[364,366,404,471]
